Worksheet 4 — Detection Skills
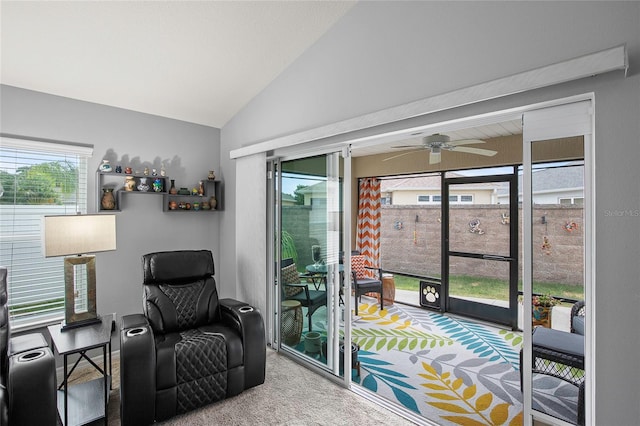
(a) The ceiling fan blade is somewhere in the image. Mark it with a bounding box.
[453,146,498,156]
[390,144,423,149]
[429,151,441,164]
[383,149,423,162]
[447,139,486,146]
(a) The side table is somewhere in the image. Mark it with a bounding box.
[48,314,113,426]
[281,300,303,346]
[378,273,395,307]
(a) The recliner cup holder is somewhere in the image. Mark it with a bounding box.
[126,327,148,337]
[17,349,46,362]
[238,306,254,313]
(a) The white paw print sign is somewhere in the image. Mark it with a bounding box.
[420,281,441,309]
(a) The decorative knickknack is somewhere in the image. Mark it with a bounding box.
[209,196,217,210]
[101,188,116,210]
[124,176,136,192]
[169,179,177,195]
[137,177,150,192]
[152,178,163,193]
[99,160,112,172]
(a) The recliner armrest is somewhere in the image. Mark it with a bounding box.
[219,298,266,390]
[120,314,155,426]
[7,333,56,426]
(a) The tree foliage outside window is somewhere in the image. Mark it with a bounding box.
[0,161,78,205]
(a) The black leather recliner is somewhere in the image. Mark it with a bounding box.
[0,267,57,426]
[119,250,266,425]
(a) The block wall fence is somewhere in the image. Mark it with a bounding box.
[281,204,584,286]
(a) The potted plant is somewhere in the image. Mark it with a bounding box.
[532,293,558,328]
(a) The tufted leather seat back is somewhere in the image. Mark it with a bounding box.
[142,250,221,335]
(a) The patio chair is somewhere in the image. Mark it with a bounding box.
[351,254,383,316]
[281,259,326,332]
[571,300,585,335]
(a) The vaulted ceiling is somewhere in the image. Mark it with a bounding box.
[1,1,355,128]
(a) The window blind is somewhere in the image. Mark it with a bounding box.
[0,136,93,329]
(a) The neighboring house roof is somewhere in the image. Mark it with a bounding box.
[381,174,501,192]
[496,164,584,196]
[281,193,296,204]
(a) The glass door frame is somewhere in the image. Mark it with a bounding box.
[269,146,353,386]
[442,170,519,330]
[522,98,594,425]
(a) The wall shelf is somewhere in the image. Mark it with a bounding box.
[163,179,222,212]
[96,171,169,212]
[97,171,222,213]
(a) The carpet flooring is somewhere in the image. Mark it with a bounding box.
[69,347,415,426]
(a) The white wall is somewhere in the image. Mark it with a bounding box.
[220,2,640,424]
[1,85,222,330]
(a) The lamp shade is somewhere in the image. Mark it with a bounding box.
[43,214,117,257]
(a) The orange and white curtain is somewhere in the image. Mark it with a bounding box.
[356,177,381,268]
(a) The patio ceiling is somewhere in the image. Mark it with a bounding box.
[350,118,523,158]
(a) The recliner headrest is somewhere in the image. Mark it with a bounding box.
[0,268,7,306]
[142,250,214,284]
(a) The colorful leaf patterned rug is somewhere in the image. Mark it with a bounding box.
[309,300,580,425]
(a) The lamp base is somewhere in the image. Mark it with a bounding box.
[61,315,102,331]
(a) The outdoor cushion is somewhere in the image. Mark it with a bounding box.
[281,264,303,296]
[572,315,585,336]
[351,254,374,279]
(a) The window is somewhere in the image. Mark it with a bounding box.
[417,195,430,203]
[448,194,474,204]
[0,136,92,328]
[432,195,442,203]
[559,197,584,205]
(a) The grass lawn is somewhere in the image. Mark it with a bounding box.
[393,274,583,305]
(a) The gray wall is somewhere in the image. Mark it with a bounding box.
[0,85,222,335]
[220,2,640,424]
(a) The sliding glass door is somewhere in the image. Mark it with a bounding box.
[523,100,592,425]
[273,152,347,378]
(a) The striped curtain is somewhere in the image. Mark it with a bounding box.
[356,177,381,267]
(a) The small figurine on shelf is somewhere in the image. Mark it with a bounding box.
[99,160,112,172]
[115,165,122,173]
[209,196,217,210]
[208,170,215,180]
[152,177,163,193]
[101,188,116,210]
[198,181,204,196]
[124,176,136,191]
[143,167,149,176]
[160,164,166,177]
[152,168,158,176]
[137,177,150,192]
[125,167,132,174]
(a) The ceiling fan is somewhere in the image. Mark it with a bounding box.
[384,133,498,164]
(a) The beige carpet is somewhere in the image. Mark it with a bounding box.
[71,348,416,425]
